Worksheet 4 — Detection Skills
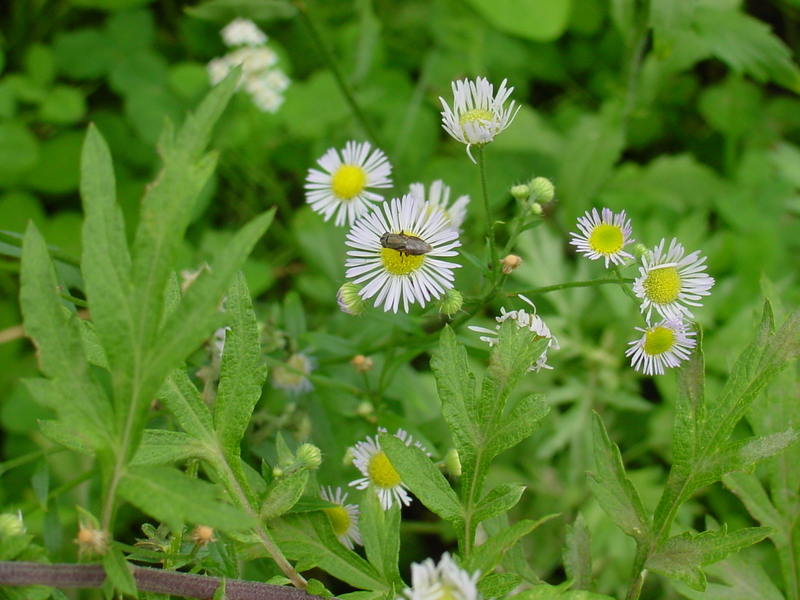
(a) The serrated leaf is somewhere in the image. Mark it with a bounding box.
[158,367,214,442]
[37,419,93,455]
[118,466,255,532]
[563,513,592,591]
[359,489,402,586]
[646,526,772,591]
[649,0,695,58]
[673,325,705,466]
[131,429,210,465]
[464,515,558,575]
[477,573,523,599]
[586,412,650,541]
[723,471,785,544]
[214,272,267,463]
[260,469,309,520]
[379,432,463,525]
[102,548,137,597]
[472,483,526,524]
[486,394,549,460]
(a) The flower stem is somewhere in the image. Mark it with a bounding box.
[476,147,498,285]
[514,274,633,298]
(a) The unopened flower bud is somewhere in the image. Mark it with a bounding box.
[342,446,355,467]
[351,354,374,373]
[445,448,462,477]
[356,401,374,417]
[500,254,523,275]
[75,523,111,557]
[528,177,554,203]
[272,466,284,478]
[530,202,543,216]
[190,525,217,547]
[0,512,25,537]
[337,282,365,316]
[510,184,530,201]
[438,288,463,316]
[633,243,650,261]
[297,443,322,470]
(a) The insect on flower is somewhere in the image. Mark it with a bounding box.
[379,232,433,256]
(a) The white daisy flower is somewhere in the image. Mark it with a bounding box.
[221,18,268,47]
[633,238,715,322]
[626,318,696,376]
[349,428,428,511]
[439,77,520,162]
[570,207,634,268]
[469,295,558,372]
[272,353,314,394]
[320,486,362,549]
[400,553,480,600]
[409,180,470,231]
[228,46,278,73]
[305,141,393,227]
[345,195,461,313]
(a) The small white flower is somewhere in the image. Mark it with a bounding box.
[439,77,519,162]
[469,295,558,372]
[350,428,428,510]
[221,18,268,47]
[207,56,233,86]
[633,238,715,322]
[626,318,696,376]
[345,195,461,313]
[272,353,314,394]
[305,141,393,227]
[570,207,634,267]
[320,486,362,549]
[228,46,278,73]
[400,553,480,600]
[409,180,470,231]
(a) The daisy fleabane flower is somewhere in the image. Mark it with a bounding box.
[469,295,558,372]
[350,428,429,510]
[633,238,715,322]
[570,207,634,267]
[439,77,519,162]
[221,18,268,47]
[400,553,480,600]
[320,486,362,549]
[626,318,696,376]
[409,180,470,231]
[272,353,314,394]
[305,141,393,227]
[345,195,461,313]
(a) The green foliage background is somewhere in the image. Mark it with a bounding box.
[2,0,800,598]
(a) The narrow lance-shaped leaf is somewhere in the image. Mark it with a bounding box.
[463,515,558,576]
[158,367,215,443]
[586,412,650,542]
[485,394,549,461]
[563,513,593,592]
[358,488,403,587]
[673,324,705,466]
[472,483,526,525]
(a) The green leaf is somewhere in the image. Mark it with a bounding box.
[478,573,523,600]
[185,0,297,22]
[514,584,616,599]
[472,483,526,524]
[722,471,786,545]
[379,432,463,525]
[37,419,93,455]
[673,324,705,466]
[131,430,210,465]
[464,516,557,575]
[118,466,255,532]
[158,368,215,442]
[486,394,549,460]
[215,272,267,463]
[460,0,571,42]
[649,0,695,58]
[260,469,310,520]
[694,7,800,92]
[646,526,773,591]
[359,488,403,586]
[20,223,112,449]
[102,547,137,597]
[586,412,650,541]
[563,513,593,591]
[31,460,49,509]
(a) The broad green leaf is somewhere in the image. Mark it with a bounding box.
[460,0,571,42]
[271,513,388,592]
[131,430,209,465]
[563,513,592,591]
[103,547,137,597]
[260,469,310,520]
[694,7,800,92]
[215,272,267,462]
[472,483,526,524]
[118,466,255,532]
[586,412,650,541]
[158,368,214,442]
[359,488,403,586]
[77,317,109,369]
[649,0,695,58]
[464,516,558,575]
[646,526,772,591]
[478,573,523,600]
[20,224,112,449]
[37,419,93,455]
[486,394,549,460]
[723,471,786,545]
[379,432,463,525]
[673,325,705,466]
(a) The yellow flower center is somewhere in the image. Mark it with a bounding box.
[332,164,367,200]
[436,584,460,600]
[643,265,681,305]
[643,326,676,356]
[589,224,624,254]
[459,108,494,126]
[367,451,401,489]
[323,506,351,536]
[381,247,425,275]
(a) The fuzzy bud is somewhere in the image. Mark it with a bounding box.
[633,243,650,261]
[356,401,374,417]
[500,254,523,275]
[337,282,365,316]
[438,288,463,316]
[510,184,531,201]
[351,354,374,373]
[530,202,543,216]
[342,446,355,467]
[75,523,111,558]
[190,525,217,547]
[444,448,462,477]
[297,443,323,470]
[272,466,284,478]
[528,177,554,203]
[0,512,25,537]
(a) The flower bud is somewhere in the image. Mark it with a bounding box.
[445,448,462,477]
[633,243,650,261]
[530,202,543,216]
[297,443,323,470]
[337,282,365,316]
[438,288,463,316]
[272,466,284,478]
[528,177,554,203]
[356,400,374,417]
[342,446,355,467]
[0,512,25,537]
[500,254,523,275]
[510,184,530,201]
[351,354,374,373]
[190,525,217,547]
[75,523,110,558]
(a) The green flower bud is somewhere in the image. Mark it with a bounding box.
[445,448,462,477]
[0,512,25,537]
[530,202,543,216]
[528,177,555,203]
[297,443,323,470]
[510,184,531,201]
[438,288,463,316]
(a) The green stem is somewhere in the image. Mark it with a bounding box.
[476,147,497,285]
[0,229,81,268]
[295,1,382,148]
[515,275,633,298]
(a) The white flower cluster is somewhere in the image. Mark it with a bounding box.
[207,18,290,113]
